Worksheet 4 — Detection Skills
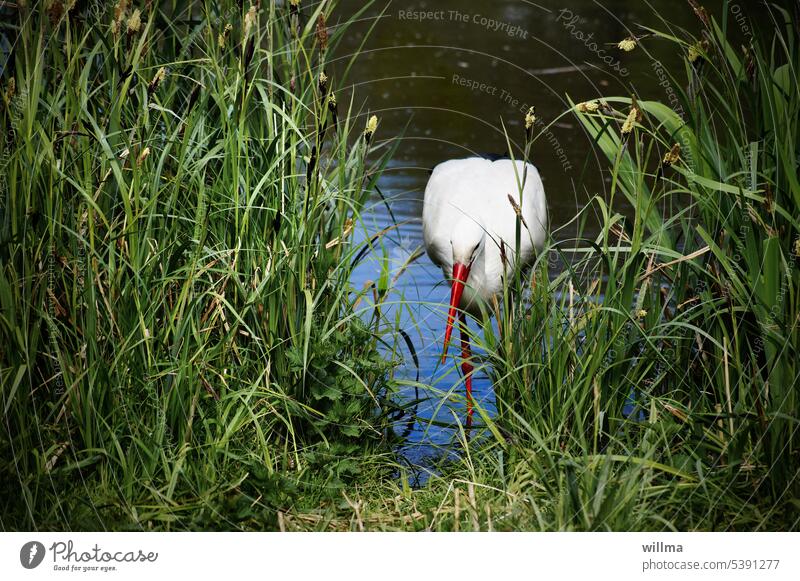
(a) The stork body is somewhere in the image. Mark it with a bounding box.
[422,156,547,421]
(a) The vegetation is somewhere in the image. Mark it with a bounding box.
[394,0,800,531]
[2,0,798,531]
[1,0,400,529]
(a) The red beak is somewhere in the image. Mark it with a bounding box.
[442,262,470,363]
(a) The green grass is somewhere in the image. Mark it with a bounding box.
[0,0,403,529]
[1,1,798,531]
[274,0,800,532]
[363,0,799,532]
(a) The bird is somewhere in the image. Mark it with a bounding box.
[422,156,547,423]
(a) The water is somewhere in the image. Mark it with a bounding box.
[334,0,715,468]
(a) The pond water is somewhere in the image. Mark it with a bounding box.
[334,0,718,471]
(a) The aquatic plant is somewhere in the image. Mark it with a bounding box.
[0,0,399,529]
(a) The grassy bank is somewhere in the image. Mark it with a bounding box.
[0,0,401,529]
[479,1,800,530]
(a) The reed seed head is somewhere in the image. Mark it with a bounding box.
[524,106,537,141]
[111,0,127,35]
[618,37,636,52]
[524,106,536,130]
[763,184,774,214]
[46,0,65,24]
[327,93,338,124]
[688,39,708,63]
[662,143,681,166]
[687,0,710,27]
[621,100,641,135]
[621,109,637,134]
[114,0,128,21]
[316,14,329,50]
[127,8,141,34]
[218,23,232,48]
[576,100,600,113]
[148,67,167,94]
[244,5,257,40]
[364,115,378,143]
[507,194,529,229]
[137,146,151,166]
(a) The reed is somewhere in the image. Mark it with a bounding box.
[0,0,401,529]
[435,0,799,531]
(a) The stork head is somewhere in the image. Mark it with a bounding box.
[442,219,485,362]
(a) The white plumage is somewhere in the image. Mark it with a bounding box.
[423,156,548,314]
[422,156,548,422]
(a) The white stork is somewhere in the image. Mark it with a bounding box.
[422,156,548,421]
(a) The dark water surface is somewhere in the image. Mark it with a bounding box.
[333,0,716,468]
